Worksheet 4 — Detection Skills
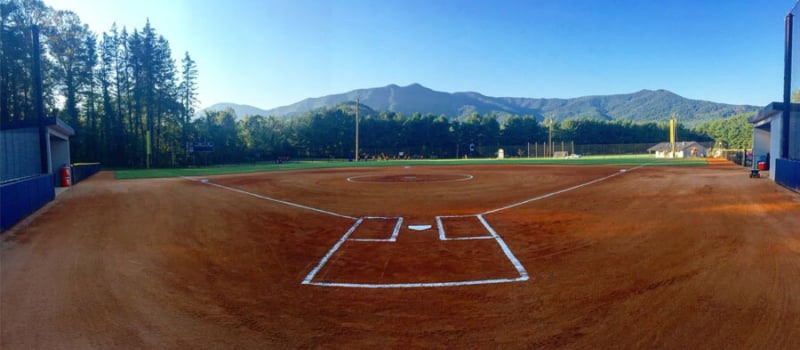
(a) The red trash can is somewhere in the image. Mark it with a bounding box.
[60,165,71,187]
[757,161,767,171]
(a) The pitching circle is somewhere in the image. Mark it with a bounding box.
[346,173,474,183]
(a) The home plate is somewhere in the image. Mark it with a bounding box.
[408,225,432,231]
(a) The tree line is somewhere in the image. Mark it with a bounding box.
[2,0,749,168]
[2,0,198,167]
[693,112,755,149]
[197,104,713,163]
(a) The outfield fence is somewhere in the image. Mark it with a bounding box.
[71,163,101,185]
[490,142,715,158]
[357,142,695,160]
[495,142,656,158]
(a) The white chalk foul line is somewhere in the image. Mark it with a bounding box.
[183,177,356,220]
[482,165,645,215]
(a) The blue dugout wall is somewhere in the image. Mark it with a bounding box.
[1,174,54,231]
[775,158,800,191]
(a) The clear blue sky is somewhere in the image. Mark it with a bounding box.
[46,0,797,110]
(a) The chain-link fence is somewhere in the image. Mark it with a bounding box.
[489,142,715,158]
[718,149,753,168]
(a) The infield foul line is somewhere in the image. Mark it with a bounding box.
[482,165,645,215]
[184,177,357,220]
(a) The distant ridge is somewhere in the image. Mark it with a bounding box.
[202,84,759,126]
[200,103,270,119]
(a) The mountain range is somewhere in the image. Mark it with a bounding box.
[202,83,760,126]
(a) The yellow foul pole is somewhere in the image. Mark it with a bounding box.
[669,114,677,158]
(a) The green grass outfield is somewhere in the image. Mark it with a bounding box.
[113,155,708,180]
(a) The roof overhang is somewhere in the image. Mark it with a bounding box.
[1,116,74,136]
[749,102,800,128]
[49,117,75,136]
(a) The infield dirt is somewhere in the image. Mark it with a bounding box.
[2,161,800,349]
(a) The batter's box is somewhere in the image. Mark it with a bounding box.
[436,215,494,240]
[302,214,529,288]
[349,216,403,242]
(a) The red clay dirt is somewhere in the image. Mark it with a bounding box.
[2,161,800,349]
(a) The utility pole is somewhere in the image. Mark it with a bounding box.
[32,25,49,174]
[355,98,359,162]
[548,115,553,158]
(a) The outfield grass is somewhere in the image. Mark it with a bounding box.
[113,154,708,180]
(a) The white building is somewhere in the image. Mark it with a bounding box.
[647,141,707,158]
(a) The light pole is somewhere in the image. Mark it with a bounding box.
[355,98,359,161]
[547,115,553,157]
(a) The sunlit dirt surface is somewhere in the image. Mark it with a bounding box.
[3,161,800,349]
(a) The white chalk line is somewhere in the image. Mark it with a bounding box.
[349,216,404,242]
[305,276,528,289]
[482,165,645,215]
[302,218,364,284]
[187,166,643,289]
[346,173,474,183]
[306,166,642,288]
[183,176,356,220]
[304,214,529,288]
[436,216,493,241]
[477,214,529,280]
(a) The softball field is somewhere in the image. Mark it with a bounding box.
[2,160,800,348]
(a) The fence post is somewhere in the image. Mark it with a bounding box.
[742,149,746,167]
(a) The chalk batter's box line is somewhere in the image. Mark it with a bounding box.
[436,215,493,241]
[348,216,404,242]
[301,214,529,288]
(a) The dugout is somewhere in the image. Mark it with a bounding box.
[749,2,800,191]
[751,102,800,190]
[1,117,75,231]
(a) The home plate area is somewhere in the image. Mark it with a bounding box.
[302,215,529,288]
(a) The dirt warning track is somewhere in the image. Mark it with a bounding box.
[2,163,800,349]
